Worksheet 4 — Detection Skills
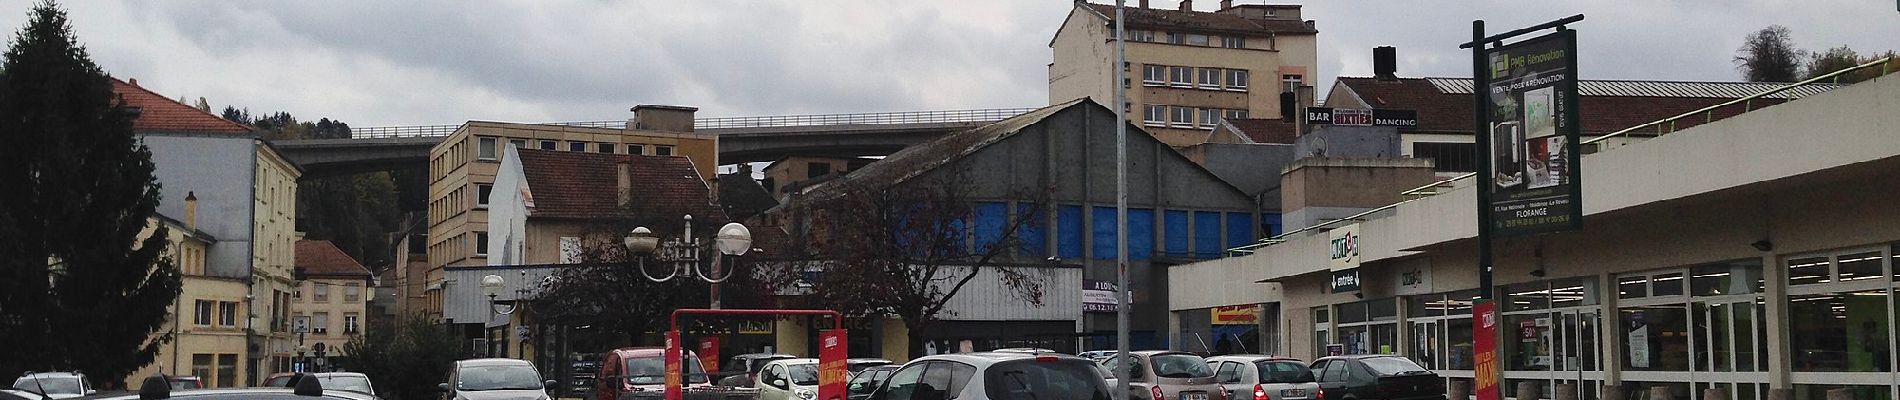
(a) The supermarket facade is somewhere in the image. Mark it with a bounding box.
[1165,74,1900,399]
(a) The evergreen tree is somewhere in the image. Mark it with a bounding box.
[1733,25,1805,82]
[0,1,182,385]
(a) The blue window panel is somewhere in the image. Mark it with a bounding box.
[1128,208,1154,261]
[1194,211,1223,258]
[973,202,1008,251]
[1164,210,1190,258]
[1261,213,1283,237]
[1226,212,1255,249]
[1018,203,1045,258]
[1092,207,1118,260]
[1057,205,1084,259]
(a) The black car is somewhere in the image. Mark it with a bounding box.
[844,365,899,400]
[1308,355,1443,400]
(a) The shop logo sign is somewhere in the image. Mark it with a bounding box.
[1328,224,1361,270]
[1330,268,1360,293]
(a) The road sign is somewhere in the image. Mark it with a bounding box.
[293,316,310,333]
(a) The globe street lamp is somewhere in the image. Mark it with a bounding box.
[623,214,753,309]
[481,274,518,315]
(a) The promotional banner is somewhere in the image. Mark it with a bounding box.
[665,330,682,400]
[818,330,849,400]
[1472,300,1499,400]
[1484,29,1582,236]
[1210,305,1260,325]
[1082,280,1120,312]
[698,337,720,378]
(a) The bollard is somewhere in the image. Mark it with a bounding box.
[1648,386,1672,400]
[1702,387,1729,400]
[1826,388,1854,400]
[1518,381,1541,400]
[1766,388,1793,400]
[1553,383,1577,400]
[1448,380,1470,400]
[1598,383,1623,400]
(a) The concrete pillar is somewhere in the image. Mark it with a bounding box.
[1598,384,1623,400]
[1647,386,1671,400]
[1552,383,1577,400]
[1763,251,1792,389]
[1825,388,1854,400]
[1766,388,1793,400]
[1517,381,1540,400]
[1448,379,1470,400]
[1598,272,1622,386]
[1702,387,1729,400]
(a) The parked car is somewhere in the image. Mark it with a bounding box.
[597,347,741,400]
[845,365,899,400]
[1077,351,1117,362]
[310,372,377,397]
[440,358,557,400]
[1100,351,1223,400]
[1308,355,1442,400]
[167,376,204,390]
[11,372,95,399]
[753,359,820,400]
[991,348,1059,355]
[868,352,1110,400]
[101,374,379,400]
[720,353,797,388]
[845,359,895,377]
[1204,355,1318,400]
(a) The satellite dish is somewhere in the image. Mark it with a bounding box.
[1310,137,1328,157]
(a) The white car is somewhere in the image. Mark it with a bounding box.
[11,372,95,399]
[755,358,821,400]
[871,352,1110,400]
[1203,355,1319,400]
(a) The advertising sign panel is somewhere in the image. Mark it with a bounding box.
[1210,305,1260,325]
[818,330,849,400]
[1473,300,1499,400]
[665,331,682,400]
[1304,107,1420,127]
[1484,30,1582,236]
[1083,280,1120,312]
[1328,224,1360,271]
[698,337,720,378]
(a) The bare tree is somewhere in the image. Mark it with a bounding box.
[1734,25,1805,82]
[771,163,1050,358]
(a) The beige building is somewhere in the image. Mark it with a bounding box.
[125,205,252,388]
[291,239,374,366]
[424,105,714,318]
[1048,0,1318,147]
[759,155,875,197]
[253,142,302,375]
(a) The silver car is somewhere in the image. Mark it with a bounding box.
[870,352,1109,400]
[1204,355,1318,400]
[441,358,555,400]
[1100,351,1221,400]
[11,372,94,399]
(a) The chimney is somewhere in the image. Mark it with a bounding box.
[1139,0,1150,8]
[617,160,633,206]
[1219,0,1232,10]
[183,191,198,230]
[128,78,138,86]
[629,105,699,132]
[1178,0,1193,11]
[1374,46,1398,81]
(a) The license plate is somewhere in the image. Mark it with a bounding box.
[1182,392,1208,400]
[1281,389,1306,398]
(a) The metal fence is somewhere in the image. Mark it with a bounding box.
[346,107,1040,139]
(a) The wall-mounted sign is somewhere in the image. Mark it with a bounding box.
[1484,29,1582,236]
[1328,224,1361,270]
[1305,107,1419,127]
[1083,280,1120,313]
[1330,268,1361,293]
[1210,305,1260,325]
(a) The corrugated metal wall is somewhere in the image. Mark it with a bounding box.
[939,265,1082,321]
[443,266,562,326]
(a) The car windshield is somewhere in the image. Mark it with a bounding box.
[263,376,292,387]
[787,364,820,386]
[1150,354,1214,378]
[318,376,373,394]
[1360,357,1429,376]
[984,359,1111,400]
[628,356,709,384]
[1254,361,1314,383]
[457,365,544,391]
[12,377,80,395]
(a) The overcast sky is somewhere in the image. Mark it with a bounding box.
[5,1,1895,127]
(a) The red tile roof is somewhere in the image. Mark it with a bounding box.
[109,78,253,134]
[1085,3,1316,36]
[1223,118,1297,144]
[295,240,372,277]
[514,149,727,222]
[1333,77,1795,136]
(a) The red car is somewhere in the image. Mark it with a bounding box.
[596,347,712,400]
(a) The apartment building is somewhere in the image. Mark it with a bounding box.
[290,239,373,368]
[124,205,251,388]
[1048,0,1318,147]
[423,105,714,318]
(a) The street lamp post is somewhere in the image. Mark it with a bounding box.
[623,215,753,309]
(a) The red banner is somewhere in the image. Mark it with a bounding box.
[699,337,720,378]
[818,329,848,400]
[1473,300,1499,400]
[665,330,683,400]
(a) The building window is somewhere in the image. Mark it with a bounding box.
[1282,74,1304,93]
[1413,142,1477,172]
[293,286,302,302]
[598,143,617,154]
[344,313,360,334]
[1142,65,1166,85]
[1143,105,1167,127]
[475,232,489,256]
[1226,70,1250,91]
[477,137,497,160]
[216,354,237,388]
[1169,66,1193,87]
[1221,36,1245,49]
[1198,68,1222,89]
[192,354,213,384]
[1166,32,1185,44]
[569,142,587,152]
[655,146,674,156]
[313,283,329,303]
[628,144,646,155]
[344,283,361,303]
[194,300,213,326]
[1169,106,1193,128]
[218,302,237,327]
[476,184,492,208]
[1128,30,1154,42]
[508,139,526,151]
[538,140,556,150]
[1223,109,1249,120]
[1186,34,1210,46]
[1199,108,1222,129]
[312,312,329,335]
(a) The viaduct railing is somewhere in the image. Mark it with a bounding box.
[347,107,1039,139]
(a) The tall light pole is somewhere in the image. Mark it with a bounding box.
[624,215,753,309]
[1111,2,1132,400]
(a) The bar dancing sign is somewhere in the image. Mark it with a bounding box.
[1485,30,1582,236]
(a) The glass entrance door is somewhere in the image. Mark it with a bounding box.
[1690,299,1769,400]
[1505,309,1600,400]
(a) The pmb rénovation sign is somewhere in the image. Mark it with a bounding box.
[1485,29,1582,236]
